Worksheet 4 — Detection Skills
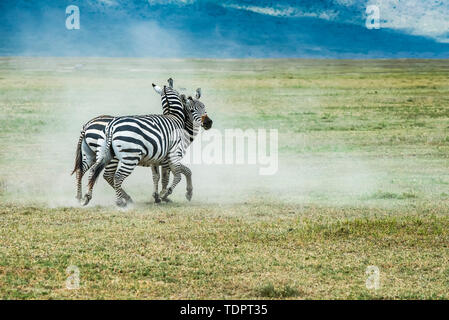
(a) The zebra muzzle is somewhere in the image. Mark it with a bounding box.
[202,115,213,130]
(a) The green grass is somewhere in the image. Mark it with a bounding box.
[1,58,449,299]
[1,203,449,299]
[364,191,418,200]
[258,283,301,298]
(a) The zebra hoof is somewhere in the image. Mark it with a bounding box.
[82,194,91,206]
[153,192,161,203]
[186,191,192,201]
[116,199,127,208]
[161,188,173,202]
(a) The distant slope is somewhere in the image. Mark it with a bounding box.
[0,0,448,58]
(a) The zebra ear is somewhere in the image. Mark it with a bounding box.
[152,83,162,95]
[195,88,201,99]
[167,78,174,88]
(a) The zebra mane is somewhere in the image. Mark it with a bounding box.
[161,85,185,123]
[160,83,200,144]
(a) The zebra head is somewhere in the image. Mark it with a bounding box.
[182,88,213,130]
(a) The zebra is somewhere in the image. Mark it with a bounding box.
[71,78,198,205]
[151,83,210,203]
[103,81,205,204]
[72,114,118,203]
[82,84,212,207]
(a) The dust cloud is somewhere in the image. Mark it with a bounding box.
[0,58,382,208]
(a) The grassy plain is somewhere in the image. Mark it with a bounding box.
[1,58,449,299]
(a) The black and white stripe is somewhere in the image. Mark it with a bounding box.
[83,84,212,207]
[72,115,115,201]
[72,80,175,203]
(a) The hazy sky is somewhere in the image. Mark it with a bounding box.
[1,0,448,58]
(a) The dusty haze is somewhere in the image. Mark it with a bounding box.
[0,58,382,208]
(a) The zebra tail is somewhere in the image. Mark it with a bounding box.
[71,130,85,176]
[87,161,105,191]
[87,124,113,190]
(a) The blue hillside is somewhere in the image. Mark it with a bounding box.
[0,0,448,58]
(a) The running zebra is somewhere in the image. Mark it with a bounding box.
[83,84,212,207]
[151,84,206,203]
[72,114,118,202]
[72,78,187,204]
[102,80,205,204]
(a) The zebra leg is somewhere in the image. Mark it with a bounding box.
[76,163,92,202]
[103,158,133,203]
[160,162,182,201]
[82,163,98,206]
[77,140,95,203]
[160,165,171,202]
[179,163,193,201]
[113,161,136,207]
[159,164,192,201]
[82,148,114,206]
[151,166,161,203]
[102,158,117,189]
